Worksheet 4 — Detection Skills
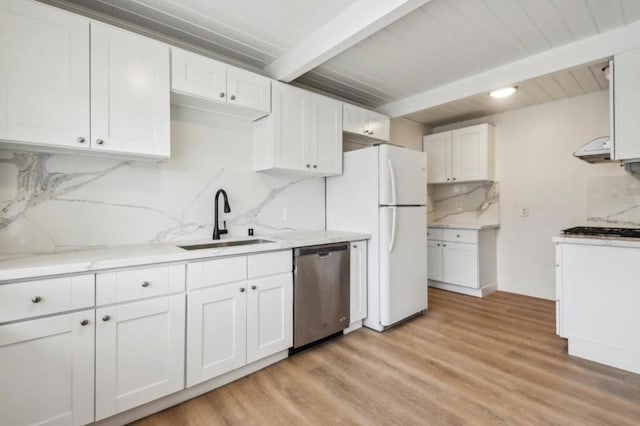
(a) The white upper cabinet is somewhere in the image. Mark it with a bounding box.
[171,47,270,121]
[227,65,270,113]
[310,94,343,175]
[0,0,171,159]
[171,47,227,101]
[613,50,640,161]
[423,131,451,183]
[91,23,170,158]
[253,81,342,176]
[423,123,494,183]
[343,103,390,142]
[0,0,90,150]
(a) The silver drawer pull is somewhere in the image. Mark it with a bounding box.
[102,315,110,322]
[251,285,257,290]
[317,252,331,258]
[141,281,150,288]
[31,296,42,303]
[80,319,89,326]
[239,287,245,293]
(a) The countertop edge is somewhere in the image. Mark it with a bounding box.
[553,235,640,248]
[427,223,500,230]
[0,231,371,284]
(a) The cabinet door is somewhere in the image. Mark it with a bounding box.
[368,111,390,141]
[350,241,367,322]
[171,47,227,101]
[0,0,90,149]
[343,104,369,135]
[0,310,94,426]
[423,132,451,183]
[310,94,343,175]
[246,273,292,364]
[613,49,640,161]
[186,282,246,387]
[427,240,443,282]
[227,65,271,113]
[451,124,489,182]
[91,23,170,157]
[272,82,310,171]
[96,295,185,420]
[442,242,478,288]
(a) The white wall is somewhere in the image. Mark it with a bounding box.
[435,91,625,300]
[390,117,429,151]
[0,107,326,254]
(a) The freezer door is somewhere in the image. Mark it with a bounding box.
[379,206,428,326]
[379,145,427,205]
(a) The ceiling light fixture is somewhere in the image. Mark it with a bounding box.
[489,86,517,98]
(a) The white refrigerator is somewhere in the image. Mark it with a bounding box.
[326,144,427,331]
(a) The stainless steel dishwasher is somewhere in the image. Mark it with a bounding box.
[293,242,350,349]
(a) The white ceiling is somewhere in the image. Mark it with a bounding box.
[297,0,640,107]
[52,0,356,68]
[405,60,610,126]
[45,0,640,123]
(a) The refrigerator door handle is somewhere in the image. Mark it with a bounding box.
[389,207,397,253]
[388,158,397,205]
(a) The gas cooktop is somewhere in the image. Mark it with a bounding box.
[562,226,640,239]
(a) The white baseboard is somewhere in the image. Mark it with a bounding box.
[94,350,289,426]
[428,280,497,298]
[568,337,640,375]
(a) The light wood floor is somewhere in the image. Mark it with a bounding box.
[132,289,640,425]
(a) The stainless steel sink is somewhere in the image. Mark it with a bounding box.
[178,239,275,250]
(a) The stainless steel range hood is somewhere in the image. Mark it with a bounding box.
[574,136,612,163]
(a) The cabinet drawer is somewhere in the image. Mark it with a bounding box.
[187,256,247,290]
[442,229,478,244]
[247,250,292,278]
[97,265,185,305]
[426,228,443,240]
[0,275,94,323]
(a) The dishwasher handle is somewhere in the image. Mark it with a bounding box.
[295,243,349,257]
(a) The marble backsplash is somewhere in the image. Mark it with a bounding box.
[586,174,640,227]
[0,107,325,255]
[428,181,500,225]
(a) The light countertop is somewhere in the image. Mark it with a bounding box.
[428,223,500,230]
[553,234,640,248]
[0,230,370,283]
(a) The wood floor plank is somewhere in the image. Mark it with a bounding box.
[131,289,640,426]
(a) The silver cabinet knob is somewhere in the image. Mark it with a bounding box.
[219,92,225,98]
[230,95,236,100]
[363,129,369,134]
[96,139,104,145]
[353,244,358,248]
[443,244,447,247]
[306,164,310,168]
[31,296,42,303]
[102,315,110,322]
[437,243,441,247]
[452,177,456,181]
[77,137,85,143]
[141,281,150,287]
[80,319,89,326]
[456,235,460,238]
[239,287,245,293]
[251,285,257,290]
[446,178,451,181]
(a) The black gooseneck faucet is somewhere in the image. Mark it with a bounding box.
[212,189,231,240]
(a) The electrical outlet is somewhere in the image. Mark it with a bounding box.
[520,207,529,217]
[456,201,462,211]
[283,207,292,223]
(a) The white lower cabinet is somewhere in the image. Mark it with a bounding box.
[186,281,247,387]
[186,251,293,387]
[427,227,497,297]
[0,310,95,426]
[349,241,367,325]
[95,294,185,420]
[246,274,293,364]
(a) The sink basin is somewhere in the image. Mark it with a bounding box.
[178,239,275,250]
